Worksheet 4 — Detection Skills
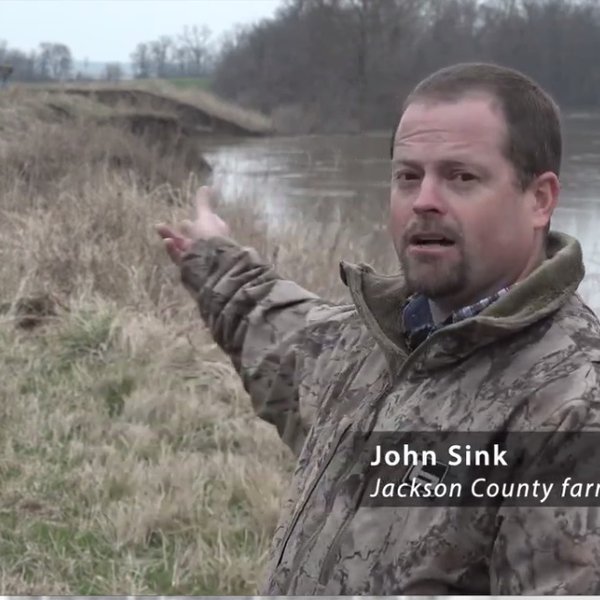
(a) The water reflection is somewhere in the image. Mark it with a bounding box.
[202,115,600,311]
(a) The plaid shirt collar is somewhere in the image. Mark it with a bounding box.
[402,286,511,351]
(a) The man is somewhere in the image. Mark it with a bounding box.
[156,63,600,594]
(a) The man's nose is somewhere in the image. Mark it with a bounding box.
[412,176,446,214]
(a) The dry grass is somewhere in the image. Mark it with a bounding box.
[0,87,213,201]
[0,302,294,594]
[0,87,395,594]
[140,79,274,134]
[27,80,274,136]
[6,86,596,595]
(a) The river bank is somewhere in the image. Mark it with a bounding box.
[0,85,297,594]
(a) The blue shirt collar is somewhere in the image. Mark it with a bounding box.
[402,287,511,351]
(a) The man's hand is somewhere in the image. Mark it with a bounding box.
[155,186,230,265]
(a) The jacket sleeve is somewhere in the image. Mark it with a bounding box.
[179,235,352,456]
[491,397,600,593]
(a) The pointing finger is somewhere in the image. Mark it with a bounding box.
[155,223,179,239]
[180,218,196,239]
[163,238,182,265]
[195,186,213,215]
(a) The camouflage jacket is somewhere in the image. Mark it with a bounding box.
[179,230,600,594]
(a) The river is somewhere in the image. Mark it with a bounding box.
[202,113,600,312]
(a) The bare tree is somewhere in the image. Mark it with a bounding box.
[128,26,216,80]
[131,42,151,78]
[210,0,600,132]
[38,42,72,81]
[179,25,212,76]
[104,62,123,82]
[173,45,188,75]
[150,36,172,78]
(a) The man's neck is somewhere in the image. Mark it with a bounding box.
[428,300,451,325]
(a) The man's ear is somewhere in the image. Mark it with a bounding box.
[530,171,559,229]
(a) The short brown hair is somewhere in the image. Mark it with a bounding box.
[391,62,562,191]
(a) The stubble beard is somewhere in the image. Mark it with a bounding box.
[398,243,469,300]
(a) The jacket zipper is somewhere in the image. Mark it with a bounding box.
[316,344,433,588]
[276,327,442,583]
[315,383,393,587]
[275,418,353,568]
[274,345,383,569]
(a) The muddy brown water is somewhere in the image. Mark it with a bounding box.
[202,113,600,312]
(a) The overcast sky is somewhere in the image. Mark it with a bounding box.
[2,0,282,62]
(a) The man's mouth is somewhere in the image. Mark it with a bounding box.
[408,233,456,247]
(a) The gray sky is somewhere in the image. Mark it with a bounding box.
[2,0,282,62]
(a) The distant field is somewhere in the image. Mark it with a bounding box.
[163,77,212,91]
[10,77,273,139]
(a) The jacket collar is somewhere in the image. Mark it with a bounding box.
[339,231,585,375]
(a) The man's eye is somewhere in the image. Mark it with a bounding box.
[452,172,477,182]
[394,171,419,181]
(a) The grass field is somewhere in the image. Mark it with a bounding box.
[30,78,273,136]
[163,77,213,91]
[5,83,598,594]
[0,85,380,594]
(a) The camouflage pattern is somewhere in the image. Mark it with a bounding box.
[179,230,600,594]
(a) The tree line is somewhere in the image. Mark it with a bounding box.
[130,25,213,79]
[0,41,74,82]
[0,24,215,83]
[4,0,600,133]
[210,0,600,132]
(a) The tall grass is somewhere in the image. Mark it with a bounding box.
[0,88,397,594]
[33,80,274,136]
[5,90,595,595]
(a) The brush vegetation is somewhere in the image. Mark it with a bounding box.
[4,83,597,595]
[0,85,395,594]
[24,79,274,136]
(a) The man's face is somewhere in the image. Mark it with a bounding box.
[390,93,545,306]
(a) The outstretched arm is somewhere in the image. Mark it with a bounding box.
[156,187,349,455]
